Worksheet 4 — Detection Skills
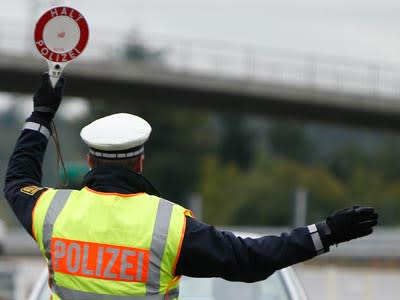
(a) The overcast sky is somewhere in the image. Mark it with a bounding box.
[1,0,400,64]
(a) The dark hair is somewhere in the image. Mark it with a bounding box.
[89,154,140,170]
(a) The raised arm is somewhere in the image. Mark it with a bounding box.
[3,74,64,235]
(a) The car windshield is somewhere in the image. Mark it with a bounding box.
[33,272,290,300]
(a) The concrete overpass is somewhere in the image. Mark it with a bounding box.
[1,28,400,130]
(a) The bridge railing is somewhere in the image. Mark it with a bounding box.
[1,18,400,100]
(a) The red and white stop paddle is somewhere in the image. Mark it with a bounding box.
[34,6,89,87]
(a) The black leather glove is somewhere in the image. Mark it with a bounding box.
[325,206,378,245]
[33,73,65,117]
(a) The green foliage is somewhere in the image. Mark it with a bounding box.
[140,109,214,202]
[199,157,242,224]
[198,119,400,226]
[380,181,400,225]
[374,138,400,181]
[268,122,313,163]
[328,144,370,181]
[217,116,254,170]
[199,152,346,226]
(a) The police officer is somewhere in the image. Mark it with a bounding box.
[4,74,378,299]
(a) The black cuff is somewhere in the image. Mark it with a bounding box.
[316,220,332,252]
[26,112,53,130]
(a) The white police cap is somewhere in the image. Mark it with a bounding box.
[80,113,152,159]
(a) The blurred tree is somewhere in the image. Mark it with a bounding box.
[140,109,214,203]
[328,144,370,181]
[267,122,313,163]
[217,116,254,170]
[344,168,385,204]
[381,181,400,225]
[199,156,242,224]
[199,151,346,226]
[375,138,400,181]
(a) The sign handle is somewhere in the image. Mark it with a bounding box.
[47,61,67,88]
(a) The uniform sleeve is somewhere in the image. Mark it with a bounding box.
[175,217,329,282]
[3,113,52,236]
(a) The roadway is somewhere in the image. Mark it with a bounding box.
[296,264,400,300]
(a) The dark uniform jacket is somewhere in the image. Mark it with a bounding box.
[4,113,328,283]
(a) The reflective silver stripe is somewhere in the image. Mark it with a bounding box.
[166,288,179,300]
[104,248,119,279]
[23,121,51,139]
[89,147,144,159]
[121,250,135,280]
[136,251,144,281]
[146,199,174,295]
[53,240,66,270]
[96,247,104,276]
[82,244,94,276]
[53,285,179,300]
[307,224,325,255]
[67,243,81,272]
[42,190,73,282]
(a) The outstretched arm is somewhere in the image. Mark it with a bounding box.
[176,206,378,282]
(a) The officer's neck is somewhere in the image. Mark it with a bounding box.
[81,166,161,196]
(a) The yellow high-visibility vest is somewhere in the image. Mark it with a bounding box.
[32,187,190,300]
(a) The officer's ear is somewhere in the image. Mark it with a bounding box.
[87,154,94,169]
[134,154,144,174]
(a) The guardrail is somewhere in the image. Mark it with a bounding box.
[1,18,400,100]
